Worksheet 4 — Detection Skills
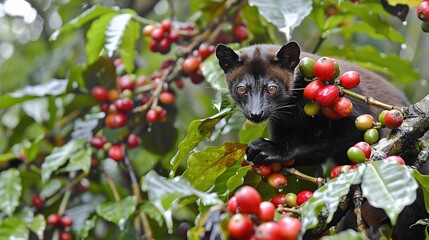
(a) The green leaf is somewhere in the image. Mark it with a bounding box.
[361,161,418,225]
[79,215,98,240]
[71,112,105,141]
[20,135,43,163]
[41,140,86,184]
[225,165,252,196]
[321,229,369,240]
[0,218,28,240]
[86,12,119,64]
[319,45,419,83]
[169,107,234,176]
[141,171,222,231]
[119,17,140,73]
[40,179,63,199]
[0,169,22,216]
[238,121,269,144]
[51,5,116,40]
[201,54,228,91]
[104,13,135,58]
[301,165,365,232]
[387,0,420,6]
[0,80,68,109]
[140,202,164,227]
[182,142,246,191]
[25,214,46,239]
[60,148,92,174]
[412,170,429,213]
[249,0,312,40]
[96,196,137,231]
[322,21,404,43]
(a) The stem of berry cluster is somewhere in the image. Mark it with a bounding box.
[282,167,325,187]
[123,153,154,240]
[352,186,369,237]
[343,89,403,111]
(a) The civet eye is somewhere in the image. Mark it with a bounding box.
[267,85,278,95]
[236,85,247,95]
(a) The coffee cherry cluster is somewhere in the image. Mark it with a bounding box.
[300,57,360,119]
[47,213,73,240]
[417,0,429,32]
[144,19,180,54]
[354,109,404,145]
[251,162,289,190]
[226,186,303,240]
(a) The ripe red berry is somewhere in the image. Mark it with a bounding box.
[233,25,249,42]
[167,30,180,43]
[105,113,128,128]
[61,216,73,227]
[114,98,134,112]
[267,172,287,190]
[47,213,62,226]
[314,57,336,82]
[59,230,72,240]
[32,195,44,208]
[252,163,273,177]
[227,214,254,240]
[149,40,158,52]
[127,134,141,148]
[151,27,165,41]
[146,109,159,123]
[189,70,205,84]
[315,84,339,107]
[90,136,107,149]
[296,190,313,206]
[417,1,429,21]
[354,141,371,159]
[160,19,173,32]
[227,196,238,213]
[117,75,136,92]
[108,89,120,102]
[384,155,405,165]
[257,201,276,222]
[158,38,171,54]
[321,106,342,120]
[383,109,404,129]
[332,97,353,117]
[339,71,360,89]
[234,186,262,214]
[91,86,108,102]
[277,216,302,240]
[255,222,282,240]
[270,193,286,207]
[198,43,215,59]
[160,92,175,105]
[303,80,324,101]
[182,57,201,73]
[330,165,343,178]
[108,145,125,161]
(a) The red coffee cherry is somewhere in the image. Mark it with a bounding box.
[182,57,201,73]
[105,113,128,128]
[339,71,360,89]
[234,186,262,214]
[267,172,287,190]
[108,145,125,162]
[255,222,283,240]
[296,190,313,206]
[315,84,339,107]
[127,134,141,148]
[32,195,44,208]
[159,92,175,105]
[59,231,72,240]
[277,216,302,240]
[252,163,273,177]
[47,213,62,226]
[417,1,429,21]
[303,80,324,101]
[227,196,238,213]
[91,86,108,102]
[383,109,404,129]
[61,216,73,227]
[332,97,353,118]
[90,136,107,149]
[314,57,336,82]
[257,201,276,222]
[233,25,249,42]
[146,109,159,123]
[227,214,254,240]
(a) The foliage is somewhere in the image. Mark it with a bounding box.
[0,0,428,239]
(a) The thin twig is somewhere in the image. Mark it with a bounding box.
[352,186,369,237]
[282,167,325,187]
[343,89,403,111]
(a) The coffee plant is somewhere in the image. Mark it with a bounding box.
[0,0,429,239]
